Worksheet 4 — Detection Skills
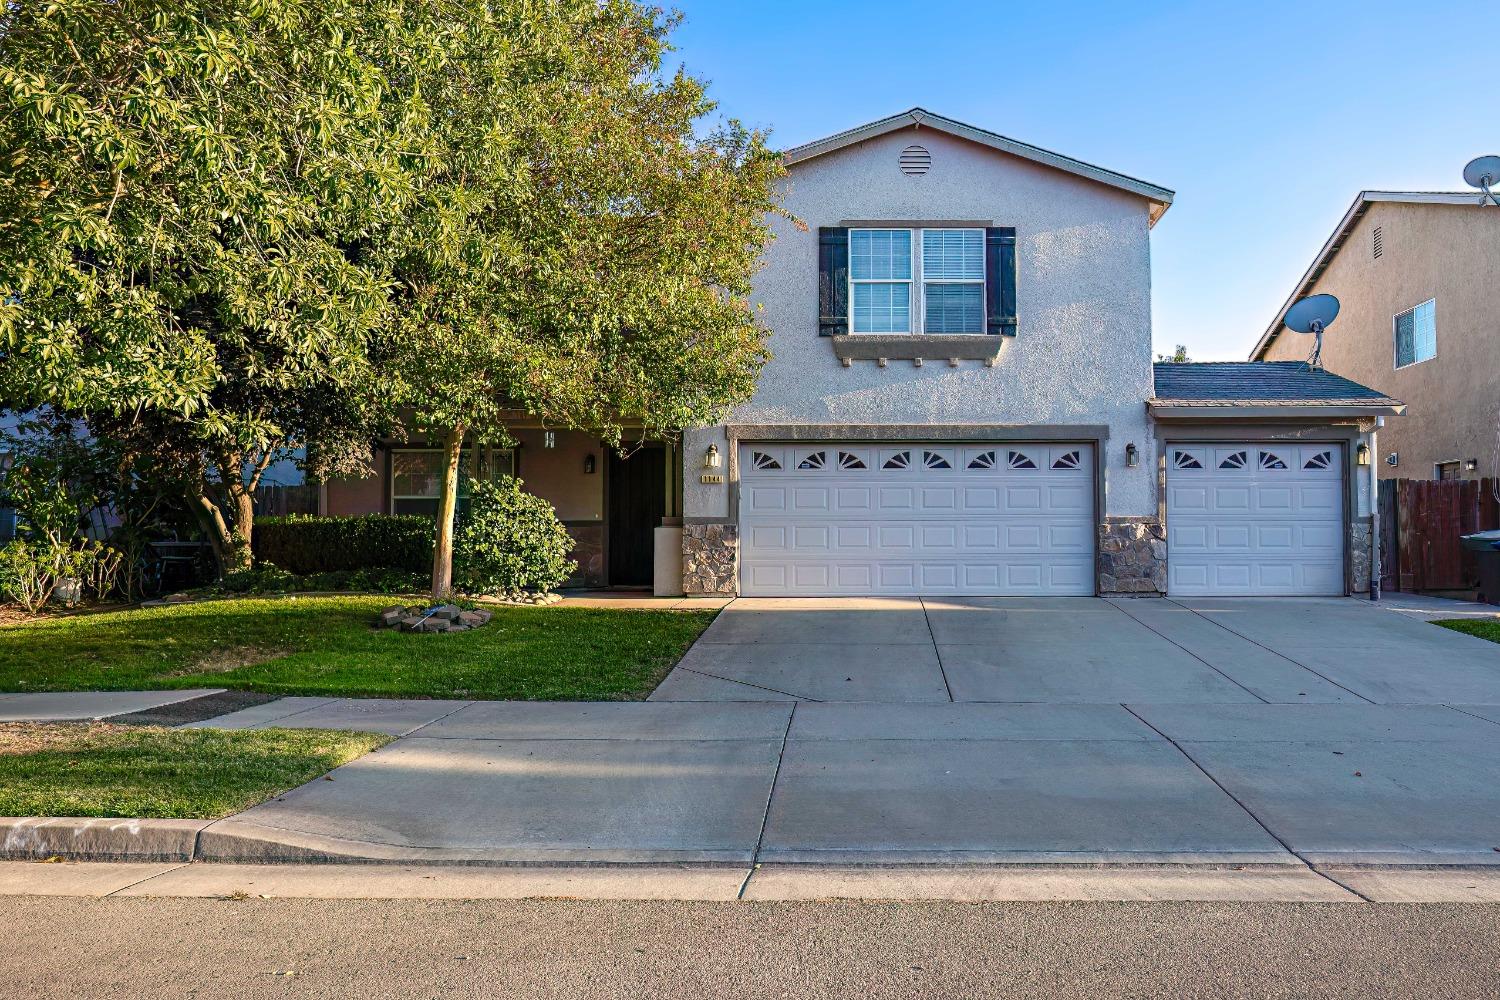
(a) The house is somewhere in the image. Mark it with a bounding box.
[325,109,1405,598]
[677,109,1405,599]
[1250,191,1499,481]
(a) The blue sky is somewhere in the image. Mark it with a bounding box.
[670,0,1493,360]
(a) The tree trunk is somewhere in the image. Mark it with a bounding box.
[430,423,466,601]
[190,450,258,577]
[222,475,257,572]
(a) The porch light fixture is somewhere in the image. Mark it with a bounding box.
[703,443,722,470]
[1356,443,1371,466]
[1465,458,1479,472]
[544,431,556,449]
[1125,443,1139,468]
[584,454,596,474]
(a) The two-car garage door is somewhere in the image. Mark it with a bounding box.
[737,443,1094,596]
[1165,443,1345,596]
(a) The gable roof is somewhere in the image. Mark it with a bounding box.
[782,108,1175,226]
[1250,191,1487,359]
[1151,362,1403,414]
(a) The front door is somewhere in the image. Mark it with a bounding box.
[608,448,666,586]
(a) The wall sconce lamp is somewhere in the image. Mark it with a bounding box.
[1465,458,1479,473]
[1356,443,1371,466]
[1385,451,1400,467]
[703,443,722,470]
[543,430,556,449]
[1124,443,1139,468]
[583,454,596,474]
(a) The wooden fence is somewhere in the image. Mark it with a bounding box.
[1379,478,1500,593]
[254,484,321,518]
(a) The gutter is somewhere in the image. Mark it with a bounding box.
[1148,401,1406,420]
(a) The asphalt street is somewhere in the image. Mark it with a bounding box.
[4,896,1498,999]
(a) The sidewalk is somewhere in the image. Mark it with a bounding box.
[6,858,1500,903]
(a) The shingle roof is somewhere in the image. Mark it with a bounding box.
[1152,362,1401,406]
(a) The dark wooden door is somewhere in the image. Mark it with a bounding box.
[608,448,666,586]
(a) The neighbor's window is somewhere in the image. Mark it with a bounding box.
[1394,298,1436,369]
[849,228,986,335]
[391,448,513,515]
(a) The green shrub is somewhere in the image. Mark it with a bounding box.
[0,538,121,614]
[454,477,574,596]
[252,514,434,574]
[217,561,425,596]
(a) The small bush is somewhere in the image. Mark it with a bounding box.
[252,514,434,574]
[454,477,574,596]
[0,539,121,614]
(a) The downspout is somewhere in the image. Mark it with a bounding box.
[1369,422,1381,602]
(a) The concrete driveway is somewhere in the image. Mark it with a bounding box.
[89,596,1500,871]
[653,596,1500,705]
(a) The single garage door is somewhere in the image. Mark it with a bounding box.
[737,443,1094,596]
[1166,443,1344,596]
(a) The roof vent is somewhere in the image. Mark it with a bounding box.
[1372,225,1383,259]
[899,144,931,175]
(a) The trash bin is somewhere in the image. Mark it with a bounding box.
[1461,530,1500,605]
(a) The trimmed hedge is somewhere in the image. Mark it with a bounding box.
[252,514,434,575]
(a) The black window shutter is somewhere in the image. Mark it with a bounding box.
[986,227,1017,336]
[818,227,849,336]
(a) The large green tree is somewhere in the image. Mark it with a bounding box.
[0,0,409,571]
[383,1,786,599]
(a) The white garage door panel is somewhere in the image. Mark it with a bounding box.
[738,443,1095,596]
[1167,444,1344,597]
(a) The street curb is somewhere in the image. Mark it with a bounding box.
[195,819,755,866]
[0,817,211,862]
[9,815,1500,872]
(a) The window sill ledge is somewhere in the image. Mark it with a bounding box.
[830,334,1005,363]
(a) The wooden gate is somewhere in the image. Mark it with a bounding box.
[1381,478,1500,592]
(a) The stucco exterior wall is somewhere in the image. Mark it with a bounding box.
[510,429,604,523]
[325,474,385,516]
[1260,201,1500,480]
[683,125,1160,521]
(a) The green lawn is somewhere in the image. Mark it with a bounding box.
[0,596,716,700]
[0,723,388,818]
[1432,618,1500,644]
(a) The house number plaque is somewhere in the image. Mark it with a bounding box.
[700,474,725,484]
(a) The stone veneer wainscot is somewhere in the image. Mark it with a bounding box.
[682,523,738,596]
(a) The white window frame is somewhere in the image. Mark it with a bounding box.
[1393,298,1437,370]
[848,227,986,335]
[848,228,914,334]
[918,228,986,334]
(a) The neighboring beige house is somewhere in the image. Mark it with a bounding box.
[1251,192,1500,480]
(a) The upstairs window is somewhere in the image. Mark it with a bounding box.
[921,229,985,333]
[1394,298,1436,369]
[849,228,986,334]
[850,229,912,333]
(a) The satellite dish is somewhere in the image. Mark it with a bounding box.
[1284,293,1340,369]
[1463,155,1500,206]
